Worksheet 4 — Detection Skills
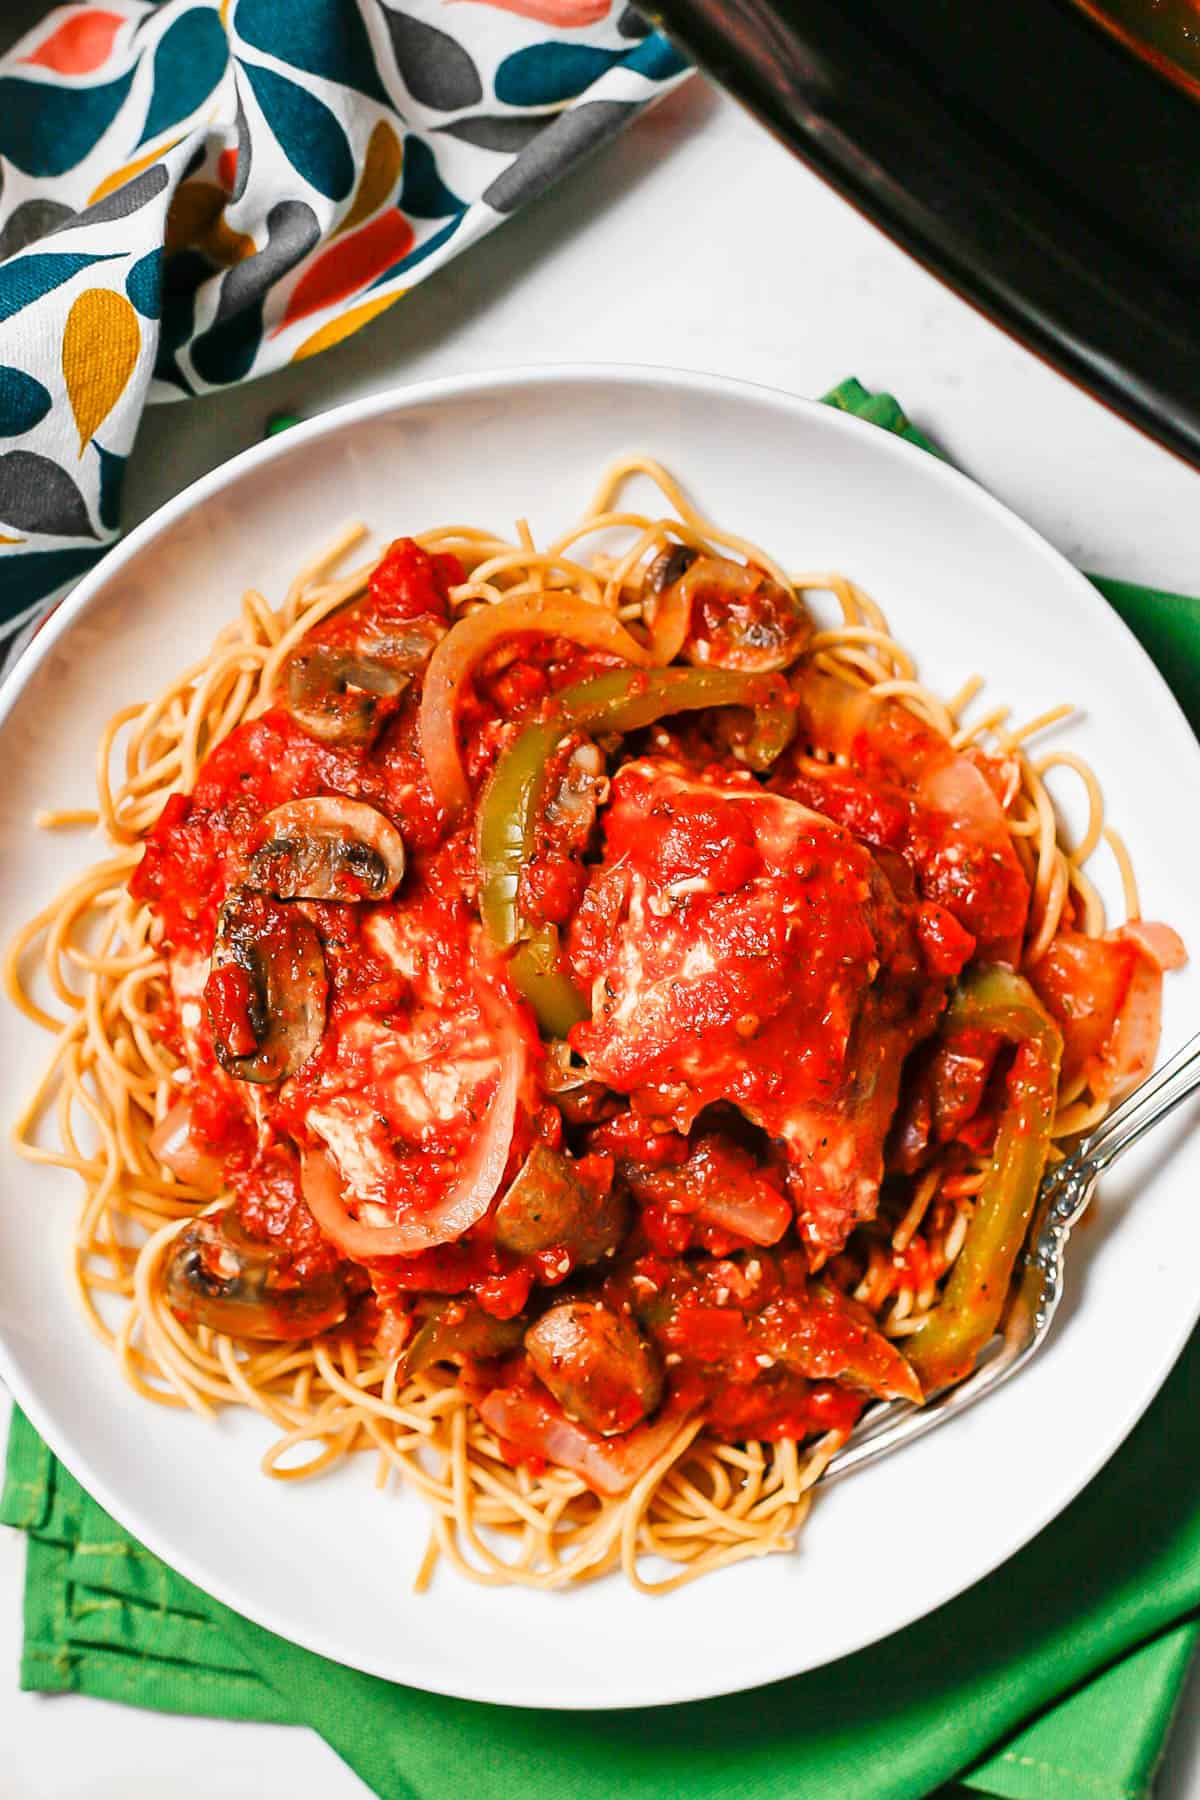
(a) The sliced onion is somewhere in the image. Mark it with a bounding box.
[642,576,693,665]
[693,1187,792,1247]
[478,1385,691,1497]
[149,1097,224,1189]
[300,989,524,1260]
[1120,920,1187,973]
[419,592,651,822]
[916,755,1013,852]
[1089,922,1186,1101]
[1092,955,1162,1102]
[793,668,1029,955]
[795,669,1009,845]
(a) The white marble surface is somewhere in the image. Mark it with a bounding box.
[2,71,1199,1800]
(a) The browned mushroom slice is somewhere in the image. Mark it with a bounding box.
[368,617,446,668]
[164,1205,354,1341]
[643,548,812,673]
[524,1300,663,1436]
[248,796,405,902]
[206,888,326,1084]
[282,618,445,746]
[402,1300,526,1376]
[494,1145,627,1263]
[283,644,409,745]
[644,543,700,597]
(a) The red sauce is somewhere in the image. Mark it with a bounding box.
[132,543,1172,1475]
[567,758,946,1259]
[365,538,459,623]
[777,720,1030,963]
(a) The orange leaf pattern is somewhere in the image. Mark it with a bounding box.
[22,9,124,76]
[62,289,141,453]
[332,119,403,240]
[291,292,405,363]
[274,211,415,334]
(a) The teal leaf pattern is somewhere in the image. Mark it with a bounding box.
[0,452,96,538]
[0,1,689,647]
[4,546,105,612]
[0,254,122,326]
[494,44,623,107]
[0,66,137,178]
[125,250,163,321]
[238,0,390,109]
[400,139,464,219]
[96,445,126,532]
[239,61,355,201]
[0,368,52,437]
[190,293,266,387]
[624,33,691,81]
[137,7,229,147]
[154,249,209,393]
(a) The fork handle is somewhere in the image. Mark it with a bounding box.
[1078,1029,1200,1173]
[824,1031,1200,1488]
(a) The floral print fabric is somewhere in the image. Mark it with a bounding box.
[0,0,687,648]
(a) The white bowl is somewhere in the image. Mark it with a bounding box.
[1,365,1197,1709]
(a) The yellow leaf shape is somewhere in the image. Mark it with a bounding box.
[291,291,405,363]
[62,290,141,455]
[165,182,256,265]
[332,120,402,239]
[88,135,184,206]
[0,533,24,545]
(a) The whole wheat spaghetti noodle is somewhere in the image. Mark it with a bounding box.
[5,457,1182,1594]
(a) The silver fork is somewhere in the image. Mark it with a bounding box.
[822,1030,1200,1486]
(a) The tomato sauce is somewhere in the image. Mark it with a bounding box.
[131,535,1183,1481]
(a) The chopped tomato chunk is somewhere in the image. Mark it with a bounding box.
[203,963,258,1058]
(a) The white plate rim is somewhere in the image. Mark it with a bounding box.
[0,361,1197,1710]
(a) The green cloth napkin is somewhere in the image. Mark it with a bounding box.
[5,377,1200,1800]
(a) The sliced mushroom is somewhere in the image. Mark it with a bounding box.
[524,1300,663,1436]
[540,1045,622,1126]
[368,618,446,668]
[644,544,699,595]
[148,1096,224,1189]
[284,644,408,745]
[248,797,405,903]
[643,549,812,674]
[206,887,326,1084]
[402,1300,525,1376]
[282,619,444,746]
[494,1145,627,1263]
[164,1205,354,1341]
[544,739,608,850]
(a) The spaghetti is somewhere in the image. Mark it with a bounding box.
[5,458,1185,1593]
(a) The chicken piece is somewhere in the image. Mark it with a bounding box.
[568,759,946,1261]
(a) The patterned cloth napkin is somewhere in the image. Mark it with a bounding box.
[0,0,687,652]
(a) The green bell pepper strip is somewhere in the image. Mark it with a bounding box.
[905,965,1063,1396]
[476,666,796,1035]
[477,718,564,950]
[508,927,590,1037]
